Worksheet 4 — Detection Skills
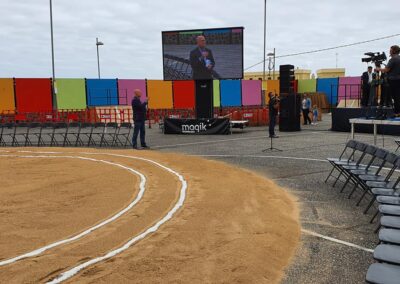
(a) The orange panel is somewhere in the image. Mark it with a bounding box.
[265,80,280,104]
[147,80,173,109]
[0,78,15,113]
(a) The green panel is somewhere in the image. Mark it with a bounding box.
[55,79,87,110]
[298,79,317,93]
[213,80,220,107]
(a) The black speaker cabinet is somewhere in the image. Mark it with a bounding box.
[279,93,301,131]
[195,80,213,119]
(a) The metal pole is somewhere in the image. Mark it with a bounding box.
[49,0,56,109]
[96,37,101,79]
[263,0,266,81]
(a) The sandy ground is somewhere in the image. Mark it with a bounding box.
[0,148,300,283]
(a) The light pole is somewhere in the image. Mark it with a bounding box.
[49,0,56,109]
[263,0,267,81]
[96,38,104,79]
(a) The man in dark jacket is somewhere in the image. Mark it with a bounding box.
[131,89,148,149]
[268,92,279,138]
[361,66,373,107]
[189,35,215,80]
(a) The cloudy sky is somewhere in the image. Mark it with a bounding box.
[0,0,399,79]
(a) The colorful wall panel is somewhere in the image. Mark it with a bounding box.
[297,79,317,93]
[173,81,195,109]
[338,76,361,101]
[118,79,147,105]
[213,80,221,107]
[147,80,173,109]
[317,78,339,105]
[15,78,52,112]
[220,80,242,107]
[0,78,15,112]
[242,80,262,106]
[55,79,86,110]
[86,79,118,106]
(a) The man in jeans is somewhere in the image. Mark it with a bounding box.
[131,89,149,149]
[301,93,312,125]
[268,92,279,138]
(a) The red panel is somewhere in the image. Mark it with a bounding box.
[173,81,195,109]
[15,79,53,112]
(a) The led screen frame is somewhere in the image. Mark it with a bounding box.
[162,26,244,81]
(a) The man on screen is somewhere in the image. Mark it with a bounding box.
[190,35,215,80]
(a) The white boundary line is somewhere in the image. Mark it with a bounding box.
[45,152,187,284]
[301,229,374,253]
[0,154,146,267]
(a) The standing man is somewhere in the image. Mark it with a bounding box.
[301,94,312,125]
[361,66,374,107]
[268,92,279,138]
[189,35,215,80]
[131,89,149,149]
[376,45,400,117]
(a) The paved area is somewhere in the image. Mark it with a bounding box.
[3,114,400,283]
[144,114,398,283]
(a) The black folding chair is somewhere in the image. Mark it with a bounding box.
[64,122,81,147]
[88,122,105,147]
[395,139,400,152]
[114,122,132,147]
[13,122,30,146]
[100,122,119,147]
[49,122,68,147]
[77,123,93,147]
[366,263,400,283]
[25,122,42,146]
[37,122,55,146]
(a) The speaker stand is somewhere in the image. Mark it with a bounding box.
[262,136,282,152]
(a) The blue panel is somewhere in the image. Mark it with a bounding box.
[220,80,242,107]
[316,78,339,105]
[86,79,118,106]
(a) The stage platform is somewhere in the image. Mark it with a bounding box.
[332,107,400,136]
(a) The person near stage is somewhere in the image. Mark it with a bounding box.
[361,66,374,107]
[376,45,400,116]
[131,89,149,149]
[268,92,279,138]
[189,35,215,80]
[301,94,312,125]
[312,105,319,125]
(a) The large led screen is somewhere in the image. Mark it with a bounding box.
[162,27,244,80]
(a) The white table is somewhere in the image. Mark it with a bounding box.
[349,118,400,145]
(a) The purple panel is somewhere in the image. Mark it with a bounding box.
[241,80,262,106]
[338,76,361,100]
[118,79,147,105]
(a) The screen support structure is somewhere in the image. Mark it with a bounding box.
[195,80,214,119]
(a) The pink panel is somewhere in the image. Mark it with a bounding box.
[338,76,361,100]
[242,80,262,106]
[118,79,147,105]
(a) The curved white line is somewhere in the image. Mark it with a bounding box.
[0,154,146,267]
[47,153,188,284]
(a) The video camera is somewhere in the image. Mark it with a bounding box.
[362,52,387,66]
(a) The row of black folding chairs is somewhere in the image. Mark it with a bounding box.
[325,140,400,283]
[0,122,133,148]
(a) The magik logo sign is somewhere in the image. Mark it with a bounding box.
[181,122,208,133]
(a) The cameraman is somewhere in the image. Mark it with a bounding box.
[376,45,400,116]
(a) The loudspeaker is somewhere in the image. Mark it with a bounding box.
[279,93,301,131]
[280,64,295,94]
[195,80,213,119]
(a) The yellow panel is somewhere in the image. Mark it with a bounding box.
[147,80,173,109]
[0,78,15,113]
[265,80,280,104]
